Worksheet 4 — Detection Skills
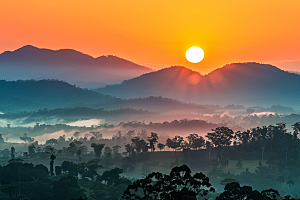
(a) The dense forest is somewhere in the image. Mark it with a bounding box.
[0,122,300,199]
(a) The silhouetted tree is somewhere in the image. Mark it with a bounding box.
[148,132,159,152]
[20,133,34,143]
[131,137,148,153]
[45,138,58,146]
[28,144,36,158]
[157,143,165,151]
[0,134,4,144]
[122,165,215,200]
[10,147,15,159]
[186,133,205,149]
[216,182,279,200]
[125,143,134,156]
[112,145,121,159]
[206,127,234,147]
[101,167,124,185]
[91,143,105,157]
[46,147,56,176]
[292,122,300,140]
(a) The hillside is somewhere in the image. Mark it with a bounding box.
[95,63,300,108]
[0,80,114,113]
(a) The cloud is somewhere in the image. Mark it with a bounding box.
[34,130,76,144]
[67,119,104,127]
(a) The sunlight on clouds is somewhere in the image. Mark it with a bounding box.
[67,119,105,127]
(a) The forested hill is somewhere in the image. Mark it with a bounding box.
[95,63,300,109]
[0,80,114,113]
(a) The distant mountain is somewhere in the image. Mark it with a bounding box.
[95,66,203,99]
[0,45,152,88]
[94,96,215,114]
[0,80,114,113]
[95,63,300,109]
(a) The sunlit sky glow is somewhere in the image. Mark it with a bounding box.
[0,0,299,74]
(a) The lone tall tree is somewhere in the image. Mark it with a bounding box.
[47,147,57,176]
[148,132,159,152]
[10,147,15,159]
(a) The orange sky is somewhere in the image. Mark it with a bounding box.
[0,0,299,74]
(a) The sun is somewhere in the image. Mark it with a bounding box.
[186,46,204,63]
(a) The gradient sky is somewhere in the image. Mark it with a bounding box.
[0,0,299,74]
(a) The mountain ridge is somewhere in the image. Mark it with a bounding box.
[0,45,152,88]
[0,79,114,113]
[95,62,300,109]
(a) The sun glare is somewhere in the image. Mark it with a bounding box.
[186,46,204,63]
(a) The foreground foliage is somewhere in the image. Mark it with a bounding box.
[122,165,215,200]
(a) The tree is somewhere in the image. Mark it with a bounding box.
[53,176,86,200]
[19,133,34,143]
[194,136,205,150]
[205,141,212,160]
[45,138,58,146]
[292,122,300,140]
[166,135,184,157]
[0,134,4,144]
[186,133,205,149]
[166,138,175,151]
[148,132,159,152]
[131,137,148,153]
[104,147,112,158]
[216,182,279,200]
[101,167,124,185]
[73,131,81,139]
[10,147,15,159]
[157,143,165,151]
[58,135,66,143]
[124,130,135,141]
[235,130,251,145]
[85,159,103,179]
[125,143,134,156]
[28,144,36,158]
[89,131,103,140]
[206,127,234,147]
[46,147,56,176]
[122,165,215,200]
[91,143,105,157]
[61,161,80,176]
[112,145,121,159]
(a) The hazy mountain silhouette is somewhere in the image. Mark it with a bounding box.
[94,96,215,114]
[95,66,203,99]
[0,45,152,88]
[0,80,114,113]
[95,63,300,109]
